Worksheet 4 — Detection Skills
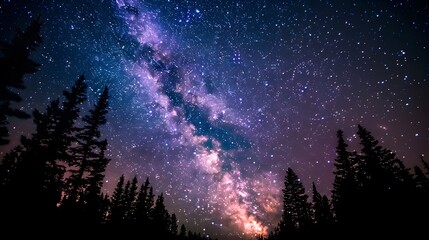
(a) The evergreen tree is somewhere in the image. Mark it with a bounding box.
[331,129,357,226]
[65,87,109,205]
[312,183,334,230]
[152,193,171,236]
[278,168,312,237]
[414,157,429,224]
[170,213,178,236]
[59,87,110,223]
[110,175,125,224]
[134,177,154,224]
[415,165,429,192]
[349,125,414,232]
[0,18,42,145]
[422,157,429,175]
[82,146,110,224]
[179,224,187,239]
[0,145,22,190]
[2,75,87,222]
[123,175,138,223]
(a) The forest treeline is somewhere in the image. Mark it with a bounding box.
[0,19,211,240]
[259,126,429,239]
[1,19,428,240]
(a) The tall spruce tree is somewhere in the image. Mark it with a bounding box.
[134,177,154,224]
[110,174,125,224]
[2,75,87,222]
[278,168,312,237]
[312,183,334,229]
[0,145,22,191]
[152,193,171,236]
[82,146,110,224]
[170,213,178,236]
[179,224,187,239]
[355,125,414,231]
[331,129,357,226]
[0,18,42,145]
[64,87,109,208]
[123,175,138,223]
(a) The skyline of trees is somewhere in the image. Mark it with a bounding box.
[0,18,43,145]
[263,125,429,239]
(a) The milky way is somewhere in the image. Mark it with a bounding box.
[0,0,428,239]
[113,0,280,235]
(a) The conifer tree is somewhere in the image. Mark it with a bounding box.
[3,75,87,222]
[65,87,109,208]
[179,224,187,239]
[331,129,357,225]
[82,146,110,224]
[0,145,22,190]
[152,193,171,235]
[415,166,429,192]
[312,183,334,228]
[170,213,178,236]
[278,168,312,237]
[134,177,154,224]
[0,18,43,145]
[123,175,138,223]
[110,174,125,224]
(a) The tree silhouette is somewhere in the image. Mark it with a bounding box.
[170,213,179,236]
[312,182,334,236]
[0,18,43,145]
[82,146,110,224]
[355,124,414,231]
[134,177,154,225]
[413,157,429,227]
[62,86,110,221]
[277,168,312,238]
[179,224,187,239]
[123,175,138,223]
[415,164,429,193]
[152,193,171,237]
[331,129,358,227]
[0,145,22,191]
[110,174,125,224]
[0,75,87,222]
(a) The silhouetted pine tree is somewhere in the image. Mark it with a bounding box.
[356,124,414,231]
[134,177,154,225]
[277,168,312,238]
[415,165,429,193]
[413,157,429,225]
[152,193,171,236]
[170,213,178,236]
[179,224,187,239]
[331,129,358,227]
[110,174,125,224]
[123,175,138,223]
[1,75,87,222]
[0,18,42,145]
[66,88,109,203]
[82,147,110,224]
[0,145,22,191]
[422,157,429,175]
[312,182,334,235]
[62,87,110,220]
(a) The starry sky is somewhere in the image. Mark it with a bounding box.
[1,0,428,238]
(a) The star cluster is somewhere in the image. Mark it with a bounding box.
[0,0,428,239]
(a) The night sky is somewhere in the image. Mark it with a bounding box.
[1,0,428,238]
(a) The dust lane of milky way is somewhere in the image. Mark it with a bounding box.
[0,0,428,239]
